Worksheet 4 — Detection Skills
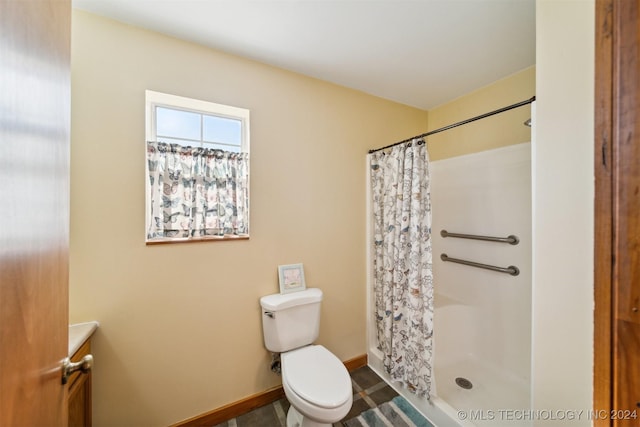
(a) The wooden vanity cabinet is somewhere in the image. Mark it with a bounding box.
[67,339,92,427]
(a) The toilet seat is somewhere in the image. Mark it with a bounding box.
[282,345,352,409]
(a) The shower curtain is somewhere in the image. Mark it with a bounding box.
[369,139,434,397]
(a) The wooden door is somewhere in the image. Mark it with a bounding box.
[594,0,640,425]
[0,0,71,425]
[610,0,640,421]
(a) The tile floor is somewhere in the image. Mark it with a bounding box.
[213,366,398,427]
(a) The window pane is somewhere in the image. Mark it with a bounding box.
[203,115,242,145]
[156,107,201,141]
[146,90,250,243]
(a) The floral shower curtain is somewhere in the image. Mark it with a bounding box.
[369,139,434,397]
[146,141,249,239]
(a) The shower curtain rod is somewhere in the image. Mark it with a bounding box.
[368,96,536,154]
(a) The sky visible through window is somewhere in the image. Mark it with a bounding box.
[156,106,242,151]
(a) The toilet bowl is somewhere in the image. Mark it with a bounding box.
[260,288,354,427]
[281,345,352,426]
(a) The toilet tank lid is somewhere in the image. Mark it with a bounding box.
[260,288,322,311]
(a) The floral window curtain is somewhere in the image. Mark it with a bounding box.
[147,141,249,239]
[369,139,434,397]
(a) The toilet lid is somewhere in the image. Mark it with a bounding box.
[282,345,352,409]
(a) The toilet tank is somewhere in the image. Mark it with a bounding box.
[260,288,322,353]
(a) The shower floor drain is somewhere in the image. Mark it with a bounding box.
[455,377,473,390]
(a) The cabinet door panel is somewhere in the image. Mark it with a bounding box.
[67,340,92,427]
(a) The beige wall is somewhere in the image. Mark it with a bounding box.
[427,66,535,160]
[532,1,594,424]
[69,10,427,427]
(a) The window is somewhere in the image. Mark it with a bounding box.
[145,90,250,243]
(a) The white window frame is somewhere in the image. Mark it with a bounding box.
[145,90,250,243]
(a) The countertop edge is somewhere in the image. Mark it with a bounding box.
[69,321,99,357]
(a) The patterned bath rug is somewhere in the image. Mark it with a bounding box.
[344,396,434,427]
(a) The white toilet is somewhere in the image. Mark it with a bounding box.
[260,288,353,427]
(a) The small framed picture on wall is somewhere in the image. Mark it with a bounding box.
[278,263,306,294]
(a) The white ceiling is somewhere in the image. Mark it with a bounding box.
[72,0,535,110]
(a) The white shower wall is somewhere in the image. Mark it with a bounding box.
[430,142,532,419]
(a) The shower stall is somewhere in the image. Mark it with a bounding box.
[367,141,532,427]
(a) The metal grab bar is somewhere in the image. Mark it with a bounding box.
[440,230,519,245]
[440,254,520,276]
